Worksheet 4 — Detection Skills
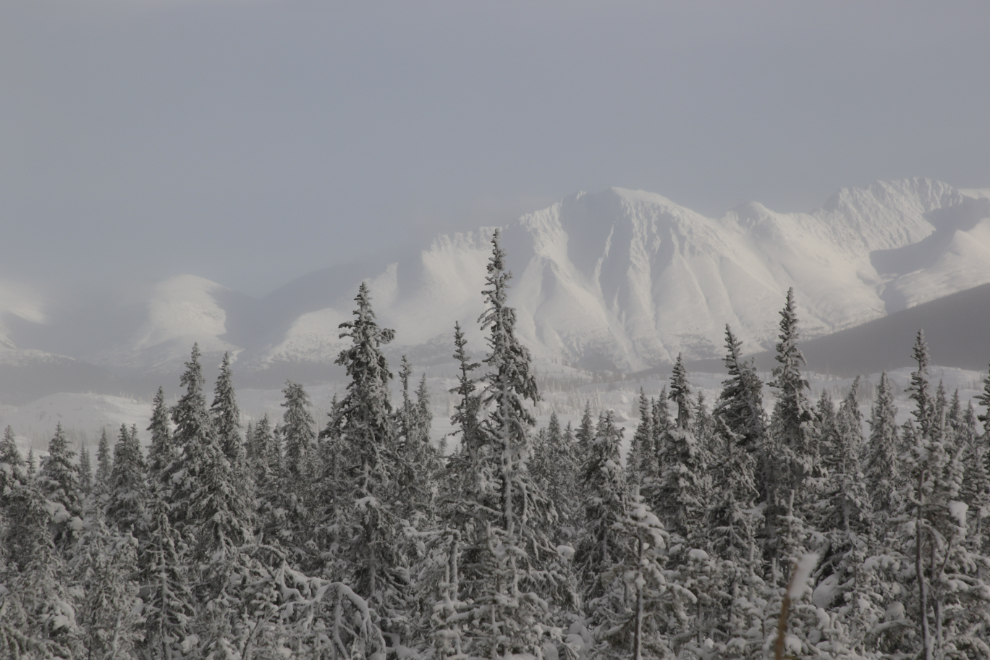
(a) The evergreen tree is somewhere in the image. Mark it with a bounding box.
[575,411,627,603]
[0,425,25,501]
[71,511,143,658]
[38,423,82,547]
[170,344,251,560]
[591,488,678,660]
[464,229,565,657]
[78,443,93,498]
[654,355,707,544]
[106,424,147,536]
[0,477,80,658]
[279,381,315,555]
[764,288,817,573]
[531,411,580,543]
[415,373,433,447]
[281,380,315,484]
[893,333,990,659]
[146,386,175,492]
[137,495,196,660]
[626,389,654,488]
[714,325,766,453]
[960,401,990,553]
[250,415,285,546]
[211,352,245,476]
[323,282,410,636]
[95,427,113,501]
[866,372,900,517]
[709,327,767,654]
[575,400,595,464]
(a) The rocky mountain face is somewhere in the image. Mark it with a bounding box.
[3,178,990,390]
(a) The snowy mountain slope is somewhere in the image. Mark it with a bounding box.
[251,178,989,372]
[88,275,246,374]
[7,177,990,383]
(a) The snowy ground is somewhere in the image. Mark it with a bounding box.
[2,361,985,463]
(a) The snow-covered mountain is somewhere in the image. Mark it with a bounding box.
[243,177,990,373]
[8,177,990,383]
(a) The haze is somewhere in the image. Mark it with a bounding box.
[2,0,988,300]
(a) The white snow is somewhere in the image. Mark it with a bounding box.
[788,553,819,599]
[258,177,990,372]
[948,500,969,528]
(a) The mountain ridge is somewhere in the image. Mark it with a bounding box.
[3,177,990,387]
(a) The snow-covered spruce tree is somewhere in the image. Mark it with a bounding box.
[167,344,258,656]
[78,442,92,499]
[0,477,80,658]
[960,400,990,553]
[465,229,568,658]
[38,422,83,549]
[319,281,410,645]
[892,332,990,660]
[714,326,767,454]
[106,423,148,537]
[626,389,655,490]
[865,372,900,518]
[430,320,486,657]
[814,378,885,656]
[415,373,433,445]
[441,322,484,512]
[575,411,627,604]
[281,380,315,486]
[211,351,248,486]
[250,415,286,548]
[146,386,176,498]
[575,401,595,467]
[393,357,441,520]
[763,288,818,575]
[531,411,581,545]
[692,392,716,468]
[170,344,253,557]
[653,354,707,546]
[71,510,143,658]
[0,425,25,503]
[593,487,684,660]
[708,325,767,656]
[277,380,315,555]
[95,427,112,501]
[137,493,196,660]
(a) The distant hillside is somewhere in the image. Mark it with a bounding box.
[684,283,990,377]
[4,178,990,389]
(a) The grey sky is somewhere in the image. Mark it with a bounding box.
[2,0,988,299]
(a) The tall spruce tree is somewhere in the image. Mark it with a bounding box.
[106,424,147,536]
[626,389,655,489]
[39,423,82,547]
[764,288,817,573]
[575,411,627,603]
[170,344,251,560]
[323,282,410,638]
[654,355,707,544]
[466,229,565,657]
[866,372,900,517]
[78,443,92,499]
[0,425,25,502]
[146,387,175,492]
[95,427,113,502]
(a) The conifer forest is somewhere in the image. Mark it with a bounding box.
[2,231,989,660]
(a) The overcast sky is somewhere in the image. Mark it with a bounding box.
[2,0,988,299]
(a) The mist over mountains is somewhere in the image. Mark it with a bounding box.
[2,177,990,402]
